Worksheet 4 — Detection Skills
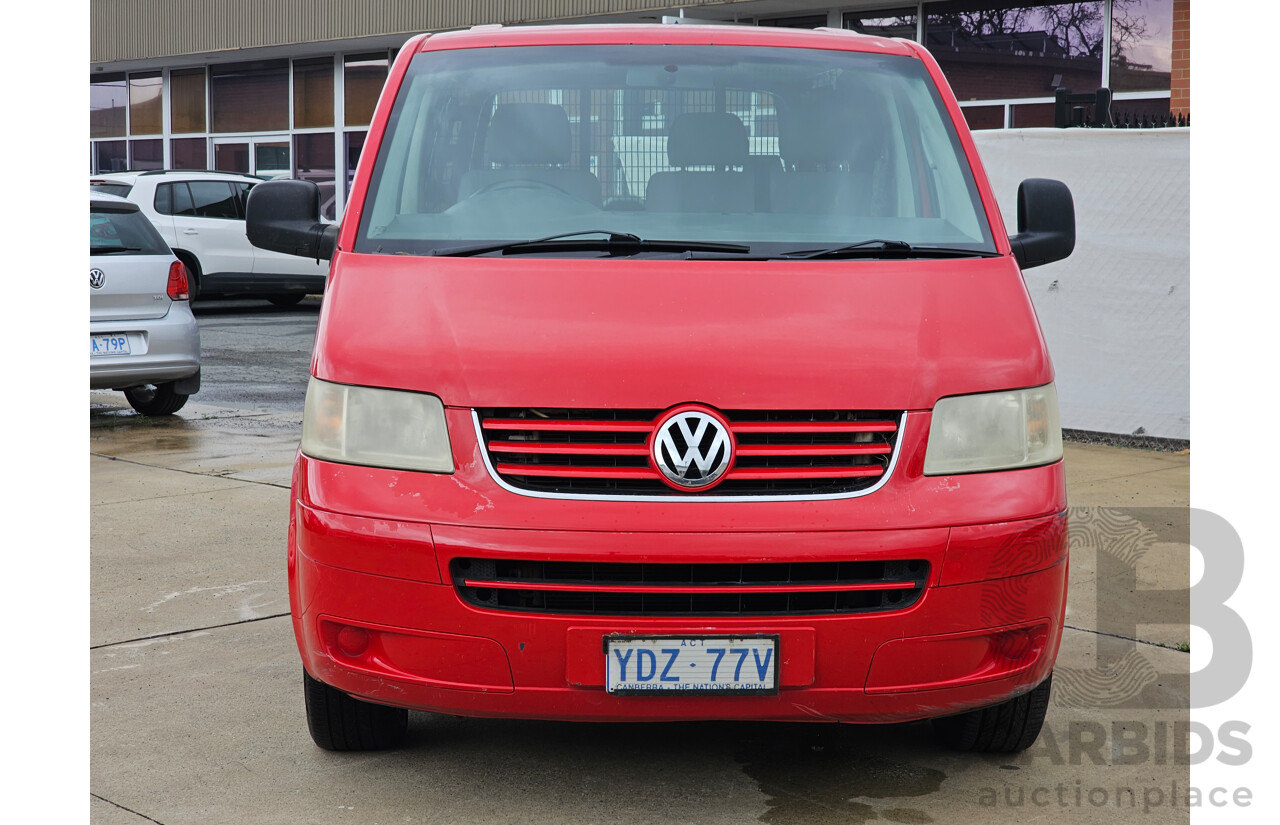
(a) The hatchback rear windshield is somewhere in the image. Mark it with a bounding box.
[90,206,171,256]
[357,44,995,257]
[89,182,134,198]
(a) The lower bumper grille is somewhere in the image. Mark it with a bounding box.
[452,558,929,616]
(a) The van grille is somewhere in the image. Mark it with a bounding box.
[452,558,929,616]
[477,408,902,497]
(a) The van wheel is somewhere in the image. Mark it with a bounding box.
[268,293,306,308]
[175,251,202,301]
[931,672,1052,753]
[123,382,189,416]
[303,670,408,751]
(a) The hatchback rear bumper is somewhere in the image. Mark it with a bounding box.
[90,304,200,390]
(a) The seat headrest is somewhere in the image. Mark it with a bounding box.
[666,112,748,168]
[485,103,573,166]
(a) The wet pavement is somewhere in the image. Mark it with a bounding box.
[90,371,1191,824]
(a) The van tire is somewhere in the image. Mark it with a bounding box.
[303,669,408,751]
[931,672,1052,753]
[123,382,189,416]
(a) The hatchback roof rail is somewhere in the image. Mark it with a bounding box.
[137,169,264,177]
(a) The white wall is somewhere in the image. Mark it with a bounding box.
[972,129,1190,441]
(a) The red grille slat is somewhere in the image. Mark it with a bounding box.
[496,463,660,479]
[483,418,654,433]
[729,466,884,480]
[490,441,650,456]
[735,443,892,457]
[731,421,897,434]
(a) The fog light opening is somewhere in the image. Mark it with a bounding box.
[336,625,371,657]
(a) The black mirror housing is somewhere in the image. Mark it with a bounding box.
[1009,178,1075,269]
[245,179,338,261]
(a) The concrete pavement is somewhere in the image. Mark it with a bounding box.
[90,391,1191,824]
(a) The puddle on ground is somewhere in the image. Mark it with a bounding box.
[736,725,945,825]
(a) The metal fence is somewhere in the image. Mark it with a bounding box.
[1054,87,1188,129]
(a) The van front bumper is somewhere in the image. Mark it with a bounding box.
[289,452,1068,723]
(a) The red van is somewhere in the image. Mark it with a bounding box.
[248,23,1074,754]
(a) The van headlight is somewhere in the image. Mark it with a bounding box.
[301,378,454,473]
[923,383,1062,475]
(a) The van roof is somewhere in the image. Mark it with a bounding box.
[421,23,917,58]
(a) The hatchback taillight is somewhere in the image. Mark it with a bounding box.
[166,261,190,301]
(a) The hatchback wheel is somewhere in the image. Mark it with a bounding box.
[931,672,1053,753]
[303,670,408,751]
[268,293,306,308]
[123,382,189,416]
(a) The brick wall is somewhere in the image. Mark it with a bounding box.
[1171,0,1190,114]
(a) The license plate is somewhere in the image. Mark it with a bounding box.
[605,635,779,695]
[90,334,131,357]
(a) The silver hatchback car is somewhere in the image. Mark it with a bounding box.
[90,193,201,415]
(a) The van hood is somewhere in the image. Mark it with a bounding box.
[313,254,1052,411]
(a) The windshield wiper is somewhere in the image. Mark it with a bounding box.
[781,239,999,260]
[431,230,751,257]
[90,245,143,254]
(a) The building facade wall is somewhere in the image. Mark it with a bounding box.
[89,0,749,63]
[1170,0,1190,115]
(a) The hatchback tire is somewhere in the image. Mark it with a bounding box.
[123,382,189,416]
[303,670,408,751]
[931,672,1053,753]
[268,293,306,308]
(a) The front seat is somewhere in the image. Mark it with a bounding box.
[645,112,754,213]
[457,103,602,206]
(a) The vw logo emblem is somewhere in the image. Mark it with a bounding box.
[651,406,734,490]
[90,268,106,289]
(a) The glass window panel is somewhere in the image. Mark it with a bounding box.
[344,131,366,192]
[294,57,335,128]
[232,182,256,219]
[91,74,127,138]
[155,182,173,215]
[94,140,128,173]
[296,133,337,220]
[214,142,250,174]
[166,182,196,216]
[170,68,207,133]
[171,137,207,169]
[188,181,238,218]
[843,8,918,38]
[129,72,163,135]
[255,141,291,177]
[924,2,1105,101]
[1111,0,1174,92]
[129,138,164,170]
[210,60,288,133]
[345,53,388,126]
[756,15,827,28]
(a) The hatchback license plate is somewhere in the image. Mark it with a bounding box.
[91,334,131,357]
[605,635,778,695]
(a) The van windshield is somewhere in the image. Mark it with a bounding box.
[357,44,996,258]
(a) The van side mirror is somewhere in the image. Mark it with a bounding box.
[245,179,338,261]
[1009,178,1074,269]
